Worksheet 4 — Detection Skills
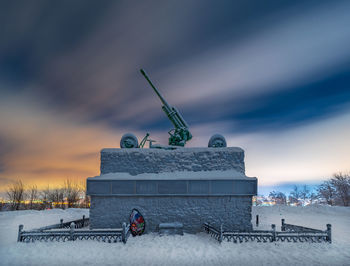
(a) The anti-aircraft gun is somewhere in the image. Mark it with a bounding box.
[120,69,226,149]
[140,69,192,147]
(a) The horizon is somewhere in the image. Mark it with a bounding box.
[1,1,350,191]
[0,179,322,198]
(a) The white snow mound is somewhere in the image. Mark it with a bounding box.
[0,206,349,266]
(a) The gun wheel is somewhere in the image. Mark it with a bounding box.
[208,134,227,148]
[120,133,139,148]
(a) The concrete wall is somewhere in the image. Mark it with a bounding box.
[100,147,245,175]
[90,195,253,233]
[87,178,257,196]
[88,147,256,233]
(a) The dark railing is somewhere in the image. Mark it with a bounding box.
[203,223,275,243]
[203,223,223,242]
[280,219,331,243]
[204,219,331,244]
[32,215,89,231]
[17,216,130,244]
[281,218,324,233]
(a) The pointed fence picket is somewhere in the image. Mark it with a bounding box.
[17,216,130,244]
[203,219,331,244]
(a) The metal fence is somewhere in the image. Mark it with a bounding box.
[281,218,324,233]
[33,215,89,231]
[280,219,331,243]
[17,216,130,244]
[203,219,331,244]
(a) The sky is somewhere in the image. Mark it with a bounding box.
[0,0,349,194]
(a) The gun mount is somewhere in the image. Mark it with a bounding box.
[120,69,226,149]
[140,69,192,147]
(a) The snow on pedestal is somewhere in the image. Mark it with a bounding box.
[87,147,257,233]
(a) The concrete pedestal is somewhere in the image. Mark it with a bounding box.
[87,147,257,233]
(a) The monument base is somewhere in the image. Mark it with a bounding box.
[86,147,257,233]
[90,195,253,233]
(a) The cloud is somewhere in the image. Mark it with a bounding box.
[159,1,350,105]
[0,92,128,190]
[0,0,115,84]
[231,112,350,186]
[0,132,18,173]
[0,0,350,189]
[30,0,350,135]
[1,1,350,134]
[0,177,12,186]
[178,67,350,133]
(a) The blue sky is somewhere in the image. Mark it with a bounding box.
[0,0,349,191]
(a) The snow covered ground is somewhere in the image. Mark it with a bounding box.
[0,206,349,266]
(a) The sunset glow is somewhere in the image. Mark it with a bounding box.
[0,1,350,192]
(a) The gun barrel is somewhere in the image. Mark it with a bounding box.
[140,69,170,109]
[140,68,192,146]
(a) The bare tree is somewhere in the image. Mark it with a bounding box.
[41,185,52,209]
[269,191,287,205]
[64,179,81,208]
[331,172,350,206]
[79,180,90,208]
[6,180,25,210]
[27,185,38,210]
[289,186,301,205]
[309,192,318,204]
[300,185,310,202]
[317,181,335,205]
[317,172,350,206]
[49,187,65,209]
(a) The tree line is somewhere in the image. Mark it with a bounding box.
[1,179,89,211]
[2,172,349,211]
[265,172,350,206]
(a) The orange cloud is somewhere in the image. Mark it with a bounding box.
[0,93,130,191]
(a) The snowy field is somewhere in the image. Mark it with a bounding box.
[0,206,349,266]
